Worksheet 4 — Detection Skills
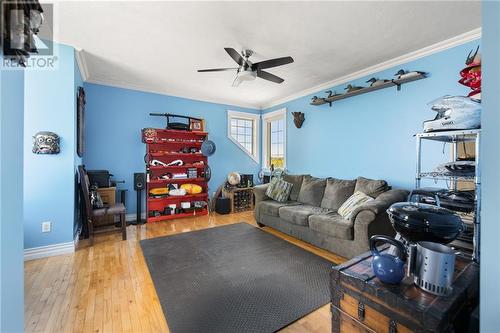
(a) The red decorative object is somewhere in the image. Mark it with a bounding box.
[459,46,481,99]
[143,128,209,222]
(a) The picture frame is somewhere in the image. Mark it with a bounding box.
[77,86,86,157]
[189,118,204,132]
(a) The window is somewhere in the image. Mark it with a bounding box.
[263,108,286,169]
[227,111,260,162]
[231,118,254,153]
[269,118,285,168]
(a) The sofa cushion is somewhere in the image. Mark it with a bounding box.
[308,213,354,240]
[265,177,293,202]
[258,200,300,217]
[338,191,374,220]
[297,175,327,206]
[354,176,389,198]
[282,174,307,201]
[320,178,357,211]
[279,204,332,226]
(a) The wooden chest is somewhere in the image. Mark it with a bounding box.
[330,246,479,333]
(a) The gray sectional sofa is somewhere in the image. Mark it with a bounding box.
[253,174,408,259]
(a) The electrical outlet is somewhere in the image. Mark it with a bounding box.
[41,221,51,233]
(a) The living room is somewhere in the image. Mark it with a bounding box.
[1,1,499,332]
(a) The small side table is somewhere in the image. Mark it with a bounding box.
[222,187,254,213]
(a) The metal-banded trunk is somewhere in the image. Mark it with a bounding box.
[330,246,479,333]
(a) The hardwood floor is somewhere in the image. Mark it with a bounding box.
[24,211,346,333]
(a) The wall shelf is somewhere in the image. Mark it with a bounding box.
[310,73,428,107]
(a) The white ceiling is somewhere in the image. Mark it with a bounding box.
[47,1,481,109]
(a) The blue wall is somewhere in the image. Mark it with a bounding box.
[0,61,25,332]
[480,2,500,331]
[24,44,79,249]
[263,40,479,190]
[83,83,260,214]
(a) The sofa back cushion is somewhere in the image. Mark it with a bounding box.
[320,178,357,211]
[282,174,307,201]
[265,177,293,202]
[354,176,389,198]
[297,175,327,206]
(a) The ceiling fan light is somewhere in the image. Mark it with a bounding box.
[236,69,257,81]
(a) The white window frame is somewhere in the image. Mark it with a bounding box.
[262,108,287,170]
[227,110,260,163]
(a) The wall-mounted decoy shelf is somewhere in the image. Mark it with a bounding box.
[310,73,428,107]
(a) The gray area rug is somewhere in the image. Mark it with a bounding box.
[140,223,334,333]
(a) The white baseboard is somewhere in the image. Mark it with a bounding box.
[24,241,75,261]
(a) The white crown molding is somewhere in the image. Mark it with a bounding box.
[74,48,89,82]
[24,241,75,261]
[85,76,261,110]
[260,28,482,110]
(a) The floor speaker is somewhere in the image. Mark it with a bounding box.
[134,173,145,190]
[131,173,146,225]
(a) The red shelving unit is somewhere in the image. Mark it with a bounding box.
[143,128,209,222]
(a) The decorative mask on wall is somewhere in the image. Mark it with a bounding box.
[292,112,305,128]
[32,131,60,154]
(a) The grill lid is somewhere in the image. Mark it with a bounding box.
[387,202,464,243]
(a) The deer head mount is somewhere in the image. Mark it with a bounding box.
[292,112,305,128]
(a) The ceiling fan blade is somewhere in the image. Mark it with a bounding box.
[252,56,294,70]
[257,70,284,84]
[224,48,246,66]
[198,68,238,72]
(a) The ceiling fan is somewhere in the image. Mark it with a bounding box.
[198,48,294,87]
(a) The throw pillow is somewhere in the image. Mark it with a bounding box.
[321,178,357,211]
[297,175,327,206]
[265,177,293,202]
[354,176,389,198]
[338,191,374,220]
[282,173,307,201]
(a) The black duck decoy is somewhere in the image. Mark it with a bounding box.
[344,84,364,93]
